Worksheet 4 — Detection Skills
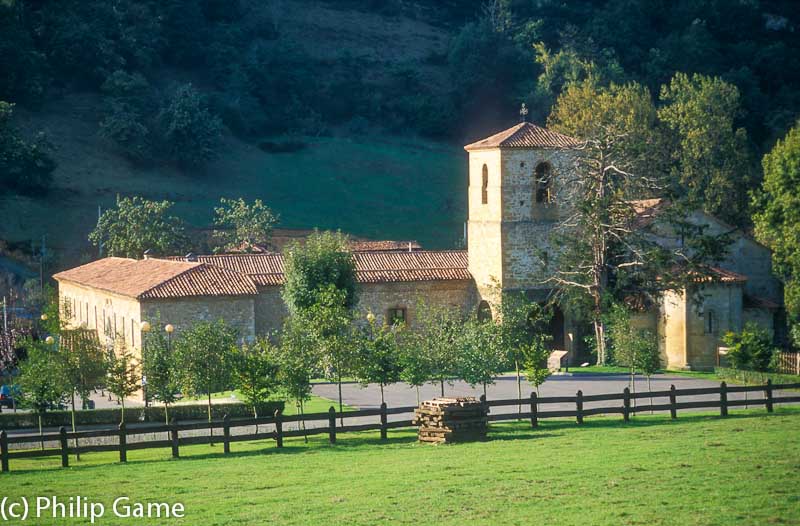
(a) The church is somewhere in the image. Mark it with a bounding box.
[53,121,782,371]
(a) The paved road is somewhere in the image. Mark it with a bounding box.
[6,374,796,449]
[312,373,796,415]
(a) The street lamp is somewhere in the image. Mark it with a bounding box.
[141,321,151,333]
[164,324,174,334]
[40,313,48,321]
[45,335,54,345]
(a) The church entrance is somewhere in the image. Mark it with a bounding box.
[547,305,565,350]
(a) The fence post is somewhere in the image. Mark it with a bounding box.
[720,381,728,417]
[274,409,283,448]
[576,390,583,425]
[530,392,538,428]
[170,419,179,459]
[59,426,69,468]
[222,415,231,454]
[622,387,631,422]
[328,407,336,444]
[1,430,9,473]
[118,423,127,463]
[380,402,388,440]
[669,385,677,419]
[765,379,773,413]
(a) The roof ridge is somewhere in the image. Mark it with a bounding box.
[135,262,204,299]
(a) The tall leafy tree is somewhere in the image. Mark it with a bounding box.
[156,83,223,167]
[547,78,727,365]
[354,313,402,405]
[522,334,552,396]
[231,338,279,423]
[276,317,318,439]
[282,230,358,313]
[141,324,180,425]
[104,339,140,424]
[753,121,800,344]
[213,197,277,253]
[60,328,106,456]
[89,195,189,258]
[282,230,357,420]
[456,316,504,397]
[658,72,755,227]
[408,301,462,397]
[174,320,236,442]
[17,339,69,449]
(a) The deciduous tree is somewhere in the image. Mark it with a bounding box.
[213,197,277,253]
[89,195,189,258]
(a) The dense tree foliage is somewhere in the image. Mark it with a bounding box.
[89,196,189,258]
[753,121,800,342]
[213,197,277,253]
[0,101,55,195]
[282,231,357,314]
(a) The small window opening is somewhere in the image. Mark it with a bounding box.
[386,307,407,326]
[481,164,489,205]
[535,162,554,204]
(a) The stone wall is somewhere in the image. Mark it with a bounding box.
[254,286,288,337]
[57,280,143,352]
[684,283,743,370]
[140,296,256,344]
[467,148,503,296]
[356,279,477,327]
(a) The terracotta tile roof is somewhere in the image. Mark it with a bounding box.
[53,257,257,299]
[743,294,780,310]
[684,266,748,284]
[171,250,472,286]
[349,240,422,252]
[464,122,581,151]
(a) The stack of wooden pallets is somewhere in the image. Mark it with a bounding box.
[413,397,488,444]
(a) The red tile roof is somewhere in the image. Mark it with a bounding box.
[53,257,258,299]
[464,122,581,151]
[171,250,472,286]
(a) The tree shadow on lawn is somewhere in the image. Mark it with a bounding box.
[9,409,797,474]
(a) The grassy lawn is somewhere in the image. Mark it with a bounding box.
[174,393,355,415]
[3,408,799,525]
[565,366,723,381]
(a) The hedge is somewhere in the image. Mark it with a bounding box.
[714,367,800,386]
[0,401,285,430]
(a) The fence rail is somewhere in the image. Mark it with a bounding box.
[1,381,799,473]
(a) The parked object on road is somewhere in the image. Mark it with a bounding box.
[0,384,18,409]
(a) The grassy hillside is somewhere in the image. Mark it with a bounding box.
[5,410,800,525]
[2,93,467,266]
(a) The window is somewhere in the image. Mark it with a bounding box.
[481,164,488,205]
[535,162,554,204]
[477,300,492,323]
[705,310,717,335]
[386,307,407,326]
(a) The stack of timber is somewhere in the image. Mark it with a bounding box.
[413,397,488,444]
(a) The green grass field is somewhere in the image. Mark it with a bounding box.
[4,408,799,525]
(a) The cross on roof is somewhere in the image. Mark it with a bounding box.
[519,103,529,122]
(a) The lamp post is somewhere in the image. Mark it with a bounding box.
[141,322,151,408]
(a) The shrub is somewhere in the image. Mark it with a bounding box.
[156,83,223,167]
[721,322,777,372]
[0,401,285,430]
[0,102,55,195]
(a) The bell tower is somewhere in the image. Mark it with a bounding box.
[464,120,579,305]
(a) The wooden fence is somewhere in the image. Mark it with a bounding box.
[776,352,800,376]
[1,380,799,473]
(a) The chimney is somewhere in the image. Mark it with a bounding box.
[185,252,198,262]
[143,249,151,260]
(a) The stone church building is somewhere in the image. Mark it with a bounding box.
[54,122,782,371]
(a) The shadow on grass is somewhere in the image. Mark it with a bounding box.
[7,407,798,475]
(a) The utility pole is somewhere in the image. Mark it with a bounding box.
[39,234,46,290]
[97,205,103,258]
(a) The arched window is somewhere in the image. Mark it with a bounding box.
[477,300,492,322]
[481,164,489,205]
[535,162,553,204]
